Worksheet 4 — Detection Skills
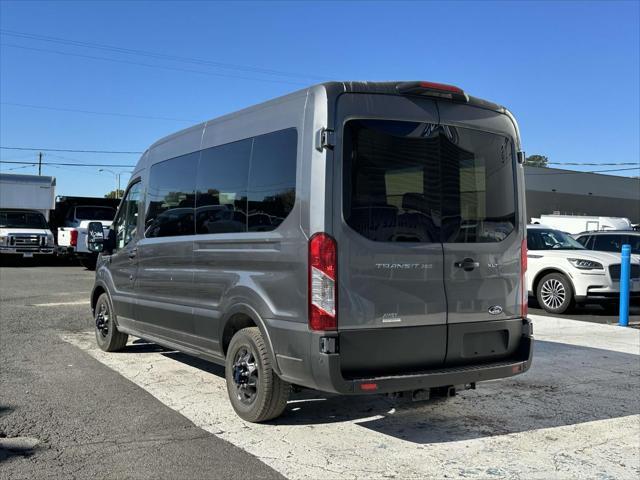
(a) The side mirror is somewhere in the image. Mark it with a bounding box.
[87,222,105,253]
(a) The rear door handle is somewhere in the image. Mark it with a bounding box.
[128,247,137,259]
[454,258,480,271]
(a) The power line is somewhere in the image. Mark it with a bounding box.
[0,29,327,82]
[527,167,640,175]
[1,161,136,167]
[1,101,199,123]
[548,162,638,166]
[1,146,142,154]
[0,164,36,171]
[1,43,307,86]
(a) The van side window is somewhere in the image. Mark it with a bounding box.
[145,152,198,238]
[196,139,252,234]
[145,129,297,238]
[112,182,141,250]
[248,128,297,232]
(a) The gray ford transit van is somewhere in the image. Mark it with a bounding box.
[88,81,533,422]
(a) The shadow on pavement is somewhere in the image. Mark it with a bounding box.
[116,337,639,444]
[290,341,639,443]
[0,256,80,268]
[162,351,226,378]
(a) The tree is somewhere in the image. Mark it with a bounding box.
[105,189,124,199]
[525,155,549,168]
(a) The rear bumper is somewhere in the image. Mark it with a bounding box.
[314,338,532,395]
[273,318,533,395]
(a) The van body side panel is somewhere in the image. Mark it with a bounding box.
[190,93,309,361]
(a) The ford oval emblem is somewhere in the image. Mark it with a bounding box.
[488,305,503,315]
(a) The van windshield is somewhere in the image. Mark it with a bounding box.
[527,228,585,250]
[0,210,48,229]
[342,120,516,243]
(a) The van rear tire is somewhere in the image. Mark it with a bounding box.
[225,327,290,423]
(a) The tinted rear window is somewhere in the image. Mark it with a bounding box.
[75,206,116,220]
[343,120,516,243]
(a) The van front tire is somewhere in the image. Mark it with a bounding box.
[94,293,128,352]
[225,327,290,423]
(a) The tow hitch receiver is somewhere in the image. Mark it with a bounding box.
[389,383,476,402]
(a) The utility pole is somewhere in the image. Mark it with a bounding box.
[38,152,43,176]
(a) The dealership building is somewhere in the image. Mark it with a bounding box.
[524,166,640,224]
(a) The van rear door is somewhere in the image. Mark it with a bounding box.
[437,102,525,364]
[334,94,448,377]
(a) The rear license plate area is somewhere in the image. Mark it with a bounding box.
[462,330,508,357]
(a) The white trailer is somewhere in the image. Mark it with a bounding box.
[0,173,56,220]
[0,174,57,258]
[530,214,632,234]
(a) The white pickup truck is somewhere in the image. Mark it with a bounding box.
[55,200,117,269]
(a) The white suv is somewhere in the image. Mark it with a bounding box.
[527,224,640,313]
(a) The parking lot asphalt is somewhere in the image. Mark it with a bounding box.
[0,264,283,480]
[1,264,639,479]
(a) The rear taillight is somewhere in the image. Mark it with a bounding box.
[70,229,78,247]
[521,237,528,318]
[308,233,337,331]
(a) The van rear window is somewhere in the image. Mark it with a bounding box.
[342,120,516,243]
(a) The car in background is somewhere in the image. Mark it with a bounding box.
[52,197,118,270]
[574,230,640,255]
[527,225,640,314]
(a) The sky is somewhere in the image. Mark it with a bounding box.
[1,0,639,197]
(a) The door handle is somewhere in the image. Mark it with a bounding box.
[128,247,137,259]
[454,258,480,271]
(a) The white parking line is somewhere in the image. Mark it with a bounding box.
[31,301,90,307]
[61,317,640,479]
